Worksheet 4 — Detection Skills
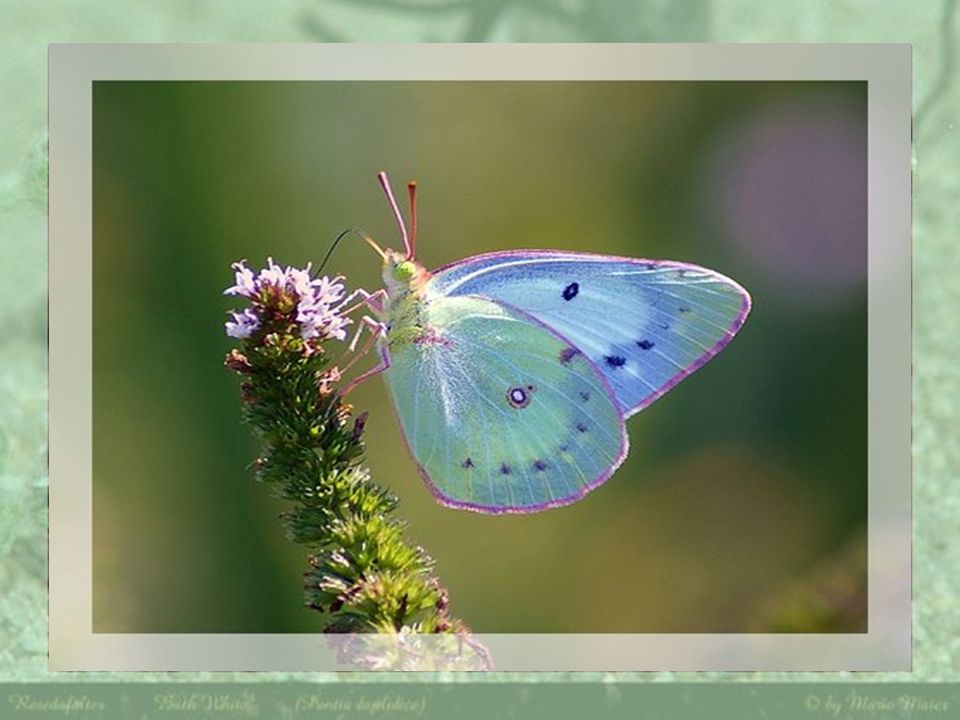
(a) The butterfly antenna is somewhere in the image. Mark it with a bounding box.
[407,180,418,259]
[359,230,387,260]
[317,228,387,273]
[316,227,355,274]
[377,171,412,259]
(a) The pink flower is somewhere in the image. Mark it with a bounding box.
[225,309,260,339]
[224,259,353,343]
[223,261,257,298]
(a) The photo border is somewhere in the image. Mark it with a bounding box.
[49,43,911,671]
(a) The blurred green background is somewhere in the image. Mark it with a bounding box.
[92,81,867,634]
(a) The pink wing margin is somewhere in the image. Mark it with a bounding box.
[429,249,752,419]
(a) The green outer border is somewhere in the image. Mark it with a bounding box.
[0,0,954,713]
[3,682,958,719]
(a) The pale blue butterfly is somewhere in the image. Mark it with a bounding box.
[344,173,751,514]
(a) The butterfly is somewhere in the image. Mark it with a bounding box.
[343,172,751,514]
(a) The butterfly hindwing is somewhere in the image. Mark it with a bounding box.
[430,251,751,417]
[382,295,627,513]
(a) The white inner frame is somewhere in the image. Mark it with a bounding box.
[48,43,912,671]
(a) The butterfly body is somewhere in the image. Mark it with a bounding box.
[379,253,432,350]
[358,174,751,515]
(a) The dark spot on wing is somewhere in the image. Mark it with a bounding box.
[559,347,581,365]
[637,339,655,350]
[461,457,474,469]
[499,462,511,475]
[533,460,548,472]
[579,390,590,402]
[678,306,691,313]
[605,355,627,368]
[559,444,569,452]
[562,282,579,301]
[576,422,589,433]
[507,386,531,409]
[658,322,670,330]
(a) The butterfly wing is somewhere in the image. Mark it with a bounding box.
[429,251,751,417]
[382,295,627,514]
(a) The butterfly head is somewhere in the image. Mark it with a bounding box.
[382,248,429,295]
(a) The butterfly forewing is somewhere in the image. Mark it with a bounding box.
[382,295,627,513]
[430,251,751,417]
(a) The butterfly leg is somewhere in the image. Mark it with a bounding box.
[340,352,391,397]
[338,315,384,364]
[350,315,386,353]
[339,316,390,396]
[341,288,388,319]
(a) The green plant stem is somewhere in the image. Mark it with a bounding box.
[224,261,490,668]
[226,329,488,641]
[227,333,465,637]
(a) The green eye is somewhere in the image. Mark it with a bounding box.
[393,261,416,281]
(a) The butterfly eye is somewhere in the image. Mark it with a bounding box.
[393,261,416,281]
